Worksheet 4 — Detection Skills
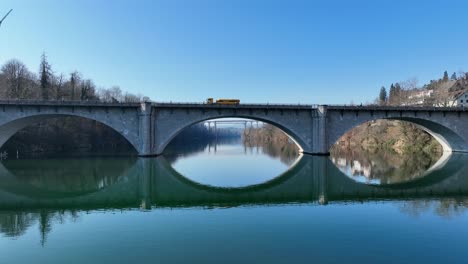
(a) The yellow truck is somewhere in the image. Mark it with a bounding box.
[206,98,240,105]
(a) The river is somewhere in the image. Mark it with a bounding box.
[1,138,468,263]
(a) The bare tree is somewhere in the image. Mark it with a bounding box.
[79,79,96,100]
[54,73,64,100]
[0,59,36,99]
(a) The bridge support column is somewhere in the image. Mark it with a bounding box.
[139,159,152,210]
[138,102,154,156]
[310,105,329,155]
[312,157,328,205]
[318,160,328,205]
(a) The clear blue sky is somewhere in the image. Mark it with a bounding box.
[1,0,467,104]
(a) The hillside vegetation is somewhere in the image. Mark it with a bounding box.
[331,120,442,155]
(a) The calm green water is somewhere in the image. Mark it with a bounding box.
[1,140,468,264]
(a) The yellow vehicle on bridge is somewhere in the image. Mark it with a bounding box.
[206,98,240,105]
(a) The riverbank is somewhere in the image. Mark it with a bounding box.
[331,120,443,155]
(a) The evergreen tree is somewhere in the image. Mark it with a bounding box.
[69,71,80,100]
[379,86,387,105]
[394,83,401,93]
[451,72,457,80]
[394,83,402,105]
[389,83,396,105]
[443,71,449,82]
[39,53,52,100]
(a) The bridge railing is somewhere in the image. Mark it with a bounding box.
[0,99,141,107]
[152,101,318,108]
[324,104,468,111]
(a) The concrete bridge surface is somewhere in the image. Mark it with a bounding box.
[0,100,468,156]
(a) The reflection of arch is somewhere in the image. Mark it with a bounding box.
[0,113,139,153]
[332,151,453,187]
[326,153,468,198]
[328,115,468,153]
[157,155,305,193]
[157,115,307,155]
[0,154,467,209]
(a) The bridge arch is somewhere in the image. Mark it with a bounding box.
[0,113,140,154]
[154,113,311,155]
[327,113,468,153]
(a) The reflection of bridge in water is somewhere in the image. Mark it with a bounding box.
[1,154,468,210]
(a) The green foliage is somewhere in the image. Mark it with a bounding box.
[39,53,52,100]
[379,86,387,104]
[451,72,457,80]
[443,70,449,82]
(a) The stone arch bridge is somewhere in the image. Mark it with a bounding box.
[0,100,468,156]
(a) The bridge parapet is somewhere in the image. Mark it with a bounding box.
[152,102,316,110]
[0,99,141,107]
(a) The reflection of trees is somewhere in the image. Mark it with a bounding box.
[165,123,300,166]
[2,158,136,194]
[0,209,80,246]
[243,124,299,166]
[165,136,241,164]
[0,212,37,238]
[0,158,135,244]
[330,148,441,184]
[400,199,468,218]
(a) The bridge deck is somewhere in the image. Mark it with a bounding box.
[0,100,140,107]
[0,100,467,112]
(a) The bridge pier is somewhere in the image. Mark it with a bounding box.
[138,102,155,157]
[139,159,152,210]
[306,105,330,156]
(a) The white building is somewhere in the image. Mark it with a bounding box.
[449,91,468,107]
[406,89,434,105]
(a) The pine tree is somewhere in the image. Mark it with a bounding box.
[69,71,80,100]
[379,86,387,105]
[389,83,396,105]
[39,53,52,100]
[443,71,449,82]
[394,83,402,105]
[451,72,457,80]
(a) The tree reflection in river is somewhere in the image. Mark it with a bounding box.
[0,158,136,194]
[165,127,300,167]
[0,210,80,246]
[330,147,442,184]
[399,198,468,218]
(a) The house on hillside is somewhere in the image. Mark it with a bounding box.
[405,89,434,105]
[448,90,468,107]
[430,79,468,107]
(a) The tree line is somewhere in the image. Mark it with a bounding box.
[377,70,468,106]
[0,55,151,157]
[0,54,149,102]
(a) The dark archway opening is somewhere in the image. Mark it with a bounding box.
[1,116,137,159]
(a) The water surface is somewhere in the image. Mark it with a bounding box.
[1,140,468,264]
